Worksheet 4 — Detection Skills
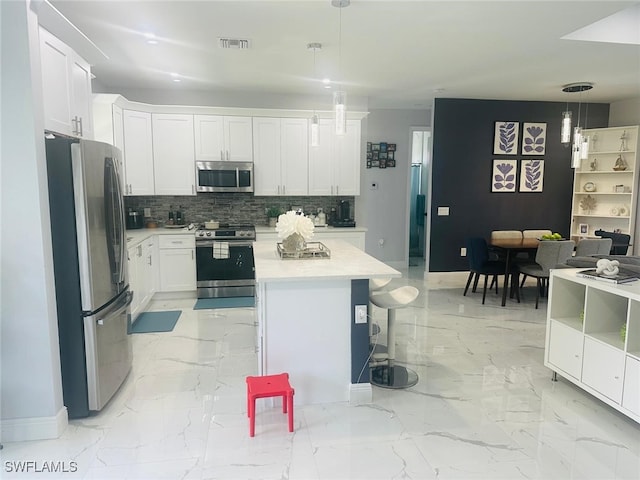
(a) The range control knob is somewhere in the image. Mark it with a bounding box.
[206,231,212,236]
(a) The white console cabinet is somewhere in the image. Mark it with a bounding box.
[545,269,640,423]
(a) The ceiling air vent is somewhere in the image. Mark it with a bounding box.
[219,38,250,49]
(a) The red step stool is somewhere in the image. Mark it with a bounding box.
[246,373,295,437]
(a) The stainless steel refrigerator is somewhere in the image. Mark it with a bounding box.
[45,136,132,418]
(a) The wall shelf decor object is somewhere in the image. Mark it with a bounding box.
[493,121,519,155]
[491,159,517,192]
[522,122,547,155]
[519,159,544,192]
[570,125,639,251]
[366,142,396,168]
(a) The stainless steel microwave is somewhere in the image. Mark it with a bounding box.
[196,161,253,193]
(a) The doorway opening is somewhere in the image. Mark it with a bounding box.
[408,128,430,268]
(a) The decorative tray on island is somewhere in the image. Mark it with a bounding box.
[277,242,331,260]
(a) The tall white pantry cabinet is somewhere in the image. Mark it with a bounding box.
[571,125,639,253]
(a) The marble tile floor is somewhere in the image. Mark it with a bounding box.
[3,267,639,479]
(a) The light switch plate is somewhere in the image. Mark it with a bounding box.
[355,305,367,324]
[437,206,450,216]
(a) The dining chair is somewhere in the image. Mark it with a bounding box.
[489,230,523,262]
[490,230,523,241]
[522,229,551,239]
[464,237,518,304]
[575,238,613,257]
[518,240,575,309]
[594,230,631,255]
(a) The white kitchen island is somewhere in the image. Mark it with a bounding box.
[253,239,401,405]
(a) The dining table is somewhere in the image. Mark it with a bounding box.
[490,237,540,306]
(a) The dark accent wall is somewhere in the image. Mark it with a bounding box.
[430,98,609,272]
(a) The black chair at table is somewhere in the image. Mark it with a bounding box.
[464,237,519,305]
[594,230,631,255]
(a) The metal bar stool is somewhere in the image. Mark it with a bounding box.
[369,286,420,389]
[246,373,294,437]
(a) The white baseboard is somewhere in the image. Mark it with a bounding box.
[1,406,68,442]
[349,382,372,405]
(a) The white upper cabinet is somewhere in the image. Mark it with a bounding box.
[309,119,361,196]
[194,115,253,162]
[122,110,154,196]
[253,117,308,196]
[39,27,93,138]
[152,114,196,196]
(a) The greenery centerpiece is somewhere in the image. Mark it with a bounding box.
[266,206,282,227]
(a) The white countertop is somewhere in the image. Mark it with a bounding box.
[126,227,193,247]
[253,239,400,282]
[254,225,368,234]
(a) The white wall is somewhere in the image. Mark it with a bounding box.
[609,97,640,127]
[1,0,67,441]
[357,109,430,266]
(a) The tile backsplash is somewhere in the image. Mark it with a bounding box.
[124,194,355,226]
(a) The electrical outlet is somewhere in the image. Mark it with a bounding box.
[144,207,151,217]
[355,305,367,324]
[460,247,467,256]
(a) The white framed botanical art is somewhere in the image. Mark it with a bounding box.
[522,122,547,155]
[493,121,519,155]
[492,159,517,192]
[519,159,544,192]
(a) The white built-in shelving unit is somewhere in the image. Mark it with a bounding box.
[571,125,639,254]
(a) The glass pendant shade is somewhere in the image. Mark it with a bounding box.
[571,127,582,168]
[561,111,572,144]
[580,135,590,160]
[334,91,347,135]
[310,114,320,147]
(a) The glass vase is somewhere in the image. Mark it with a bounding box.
[282,233,306,256]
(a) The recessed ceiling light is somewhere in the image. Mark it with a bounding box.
[170,73,181,82]
[144,32,158,44]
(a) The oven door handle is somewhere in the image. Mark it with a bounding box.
[196,240,254,248]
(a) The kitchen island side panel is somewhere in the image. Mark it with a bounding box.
[351,279,370,384]
[261,279,351,405]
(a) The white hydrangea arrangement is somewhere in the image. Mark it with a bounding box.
[275,210,315,241]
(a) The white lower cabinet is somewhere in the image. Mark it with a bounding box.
[158,235,196,291]
[623,356,640,416]
[547,320,583,380]
[581,337,625,403]
[545,270,640,423]
[127,236,156,320]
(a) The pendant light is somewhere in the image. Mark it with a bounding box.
[561,82,593,168]
[332,0,349,136]
[307,42,322,147]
